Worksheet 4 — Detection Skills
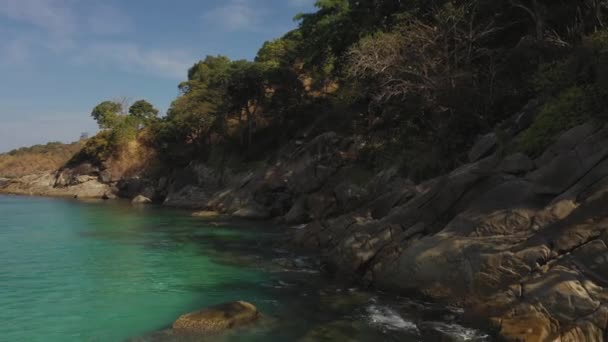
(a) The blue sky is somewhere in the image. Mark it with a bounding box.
[0,0,316,152]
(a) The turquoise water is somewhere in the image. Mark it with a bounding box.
[0,195,490,341]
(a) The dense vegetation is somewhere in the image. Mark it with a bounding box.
[0,141,86,178]
[85,0,608,181]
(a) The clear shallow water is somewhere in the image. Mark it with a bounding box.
[0,195,491,341]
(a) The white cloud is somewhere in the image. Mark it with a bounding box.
[0,1,186,80]
[0,0,76,34]
[76,42,193,80]
[202,0,270,32]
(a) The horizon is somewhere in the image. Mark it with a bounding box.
[0,0,316,153]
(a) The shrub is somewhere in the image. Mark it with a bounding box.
[517,86,602,156]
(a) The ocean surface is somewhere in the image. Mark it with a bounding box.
[0,195,491,341]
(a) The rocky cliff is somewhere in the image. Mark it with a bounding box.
[291,122,608,341]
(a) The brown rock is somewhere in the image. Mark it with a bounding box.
[172,301,259,333]
[132,195,152,204]
[191,211,221,219]
[232,206,270,219]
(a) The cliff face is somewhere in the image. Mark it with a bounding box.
[2,122,608,341]
[293,122,608,341]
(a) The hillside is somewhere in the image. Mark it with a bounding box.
[0,141,85,178]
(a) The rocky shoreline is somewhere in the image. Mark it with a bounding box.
[2,122,608,341]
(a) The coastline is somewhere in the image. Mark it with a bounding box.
[3,123,608,340]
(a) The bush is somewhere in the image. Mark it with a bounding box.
[520,31,608,157]
[517,86,602,156]
[69,131,112,166]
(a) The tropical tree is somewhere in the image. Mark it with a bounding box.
[91,101,122,129]
[129,100,159,125]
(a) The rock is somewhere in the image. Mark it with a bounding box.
[192,211,221,219]
[306,192,337,220]
[102,192,117,200]
[468,133,497,162]
[232,206,271,219]
[172,301,259,333]
[298,320,386,342]
[294,121,608,341]
[75,175,98,184]
[0,172,112,198]
[334,182,368,212]
[99,170,112,183]
[284,196,310,224]
[536,122,600,166]
[141,186,157,200]
[498,153,535,174]
[157,177,168,191]
[118,178,145,199]
[527,126,608,195]
[132,195,152,204]
[503,98,541,136]
[164,185,212,209]
[253,188,293,217]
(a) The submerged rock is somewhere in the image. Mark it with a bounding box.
[132,195,152,204]
[191,210,221,219]
[232,206,271,219]
[172,301,259,334]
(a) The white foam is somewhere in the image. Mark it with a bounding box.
[366,305,419,332]
[426,321,489,341]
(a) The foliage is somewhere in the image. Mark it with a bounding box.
[129,100,159,124]
[64,0,608,181]
[519,30,608,156]
[518,86,603,156]
[91,101,122,129]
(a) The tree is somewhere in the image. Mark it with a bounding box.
[129,100,159,125]
[91,101,122,129]
[226,61,268,147]
[256,33,301,68]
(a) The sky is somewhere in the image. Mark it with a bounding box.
[0,0,316,152]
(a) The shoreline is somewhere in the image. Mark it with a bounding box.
[3,123,608,340]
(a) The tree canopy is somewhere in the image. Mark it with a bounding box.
[91,101,122,129]
[82,0,608,178]
[129,100,159,124]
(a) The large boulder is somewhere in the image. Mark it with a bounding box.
[172,301,259,334]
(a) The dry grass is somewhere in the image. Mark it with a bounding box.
[104,138,159,180]
[0,141,85,178]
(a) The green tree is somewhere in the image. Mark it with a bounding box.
[129,100,159,125]
[226,61,268,147]
[91,101,122,129]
